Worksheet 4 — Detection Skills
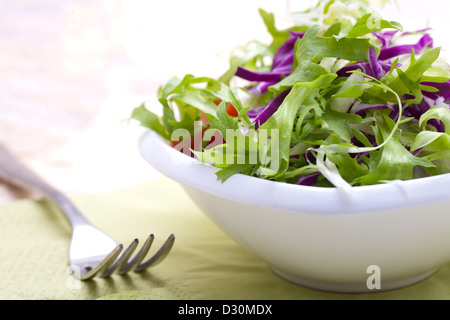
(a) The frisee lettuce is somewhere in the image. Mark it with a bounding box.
[132,0,450,191]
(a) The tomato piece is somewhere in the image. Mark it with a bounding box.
[201,112,209,124]
[226,103,239,117]
[213,98,238,117]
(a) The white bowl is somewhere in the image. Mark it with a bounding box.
[139,130,450,293]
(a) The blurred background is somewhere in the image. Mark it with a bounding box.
[0,0,448,203]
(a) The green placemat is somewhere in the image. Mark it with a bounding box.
[0,176,449,300]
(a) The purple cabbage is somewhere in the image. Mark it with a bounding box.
[246,106,267,119]
[297,173,321,186]
[351,103,396,115]
[236,31,304,95]
[368,46,385,79]
[422,81,450,100]
[339,33,433,79]
[235,67,284,83]
[373,30,399,49]
[337,61,392,79]
[337,60,392,79]
[272,53,295,75]
[412,148,424,157]
[253,90,291,130]
[404,98,445,132]
[272,31,305,70]
[379,33,434,60]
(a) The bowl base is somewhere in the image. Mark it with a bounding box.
[271,267,439,294]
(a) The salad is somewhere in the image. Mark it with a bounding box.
[132,0,450,192]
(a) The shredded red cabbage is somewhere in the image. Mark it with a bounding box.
[404,99,446,132]
[368,46,386,79]
[253,90,291,130]
[337,61,392,78]
[297,173,321,186]
[236,32,303,95]
[422,81,450,100]
[272,31,304,70]
[379,33,434,60]
[351,103,396,115]
[373,30,398,49]
[235,67,284,83]
[246,105,267,119]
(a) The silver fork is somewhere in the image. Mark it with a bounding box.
[0,143,175,280]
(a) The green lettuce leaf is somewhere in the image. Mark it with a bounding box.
[357,115,434,185]
[347,13,403,38]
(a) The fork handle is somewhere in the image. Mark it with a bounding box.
[0,143,90,226]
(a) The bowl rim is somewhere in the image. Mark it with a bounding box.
[138,129,450,216]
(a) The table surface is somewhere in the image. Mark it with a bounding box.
[2,175,450,300]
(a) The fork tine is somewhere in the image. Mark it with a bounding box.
[100,239,139,278]
[134,234,175,273]
[118,234,154,275]
[75,244,123,281]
